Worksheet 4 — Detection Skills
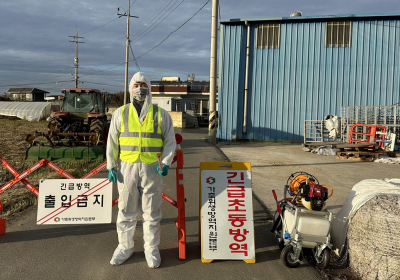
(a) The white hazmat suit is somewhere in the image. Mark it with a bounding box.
[106,72,176,267]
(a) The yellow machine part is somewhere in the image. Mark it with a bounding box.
[288,174,315,195]
[301,198,327,211]
[90,134,100,145]
[287,174,334,210]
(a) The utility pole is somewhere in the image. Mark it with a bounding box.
[209,0,218,144]
[69,27,84,88]
[118,1,139,105]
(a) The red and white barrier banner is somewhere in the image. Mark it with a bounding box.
[81,162,107,179]
[37,178,112,225]
[1,149,186,260]
[0,155,40,196]
[200,162,255,263]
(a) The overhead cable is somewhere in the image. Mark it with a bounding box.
[129,44,141,72]
[135,0,211,59]
[132,0,186,44]
[79,62,126,77]
[0,80,74,87]
[81,81,124,88]
[130,0,177,39]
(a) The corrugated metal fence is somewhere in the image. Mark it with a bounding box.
[218,17,400,141]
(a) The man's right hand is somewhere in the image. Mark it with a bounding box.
[108,168,117,183]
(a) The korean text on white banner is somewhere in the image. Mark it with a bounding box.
[37,178,112,225]
[199,162,255,263]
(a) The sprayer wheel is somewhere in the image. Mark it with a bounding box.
[281,245,301,268]
[315,248,331,269]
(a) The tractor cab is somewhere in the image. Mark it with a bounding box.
[61,88,105,114]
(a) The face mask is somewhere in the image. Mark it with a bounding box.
[132,87,148,101]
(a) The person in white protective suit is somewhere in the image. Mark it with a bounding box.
[106,72,176,268]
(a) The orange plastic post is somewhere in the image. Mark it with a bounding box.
[175,149,186,260]
[0,200,5,235]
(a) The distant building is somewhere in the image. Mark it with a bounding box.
[44,94,63,101]
[7,88,49,102]
[151,78,214,115]
[161,77,180,82]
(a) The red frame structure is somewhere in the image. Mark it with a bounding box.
[0,150,186,260]
[348,124,387,148]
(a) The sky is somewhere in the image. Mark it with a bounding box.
[1,0,400,95]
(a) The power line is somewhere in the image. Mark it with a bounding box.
[0,64,72,68]
[81,17,120,35]
[79,62,126,77]
[0,80,74,87]
[131,0,186,44]
[130,0,138,7]
[135,0,211,59]
[81,81,124,88]
[129,44,141,72]
[79,0,138,36]
[130,0,177,39]
[67,0,209,79]
[0,67,74,86]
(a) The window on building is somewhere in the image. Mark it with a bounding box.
[256,23,280,49]
[325,21,351,47]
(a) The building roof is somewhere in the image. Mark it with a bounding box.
[61,88,101,93]
[6,88,49,94]
[46,94,64,97]
[221,13,400,24]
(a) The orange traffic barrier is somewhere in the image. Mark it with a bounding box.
[0,200,5,235]
[0,151,186,259]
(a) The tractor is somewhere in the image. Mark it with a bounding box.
[22,88,111,161]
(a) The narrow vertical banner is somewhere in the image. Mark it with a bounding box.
[199,162,255,263]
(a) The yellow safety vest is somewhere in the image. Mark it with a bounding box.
[119,103,163,164]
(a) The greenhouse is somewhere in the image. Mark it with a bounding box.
[0,102,52,121]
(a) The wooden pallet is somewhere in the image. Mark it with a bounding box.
[303,141,346,149]
[335,143,392,161]
[336,154,375,161]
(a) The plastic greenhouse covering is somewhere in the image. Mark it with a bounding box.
[0,102,52,121]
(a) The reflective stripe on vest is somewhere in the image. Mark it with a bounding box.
[119,104,163,164]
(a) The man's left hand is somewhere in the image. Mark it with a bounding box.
[157,164,169,176]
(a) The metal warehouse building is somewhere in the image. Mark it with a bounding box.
[217,13,400,141]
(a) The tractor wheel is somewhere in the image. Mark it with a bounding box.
[90,118,106,145]
[48,118,64,141]
[48,118,63,131]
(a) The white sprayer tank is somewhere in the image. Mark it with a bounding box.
[283,207,331,248]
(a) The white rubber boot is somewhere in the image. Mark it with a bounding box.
[144,248,161,268]
[110,247,134,266]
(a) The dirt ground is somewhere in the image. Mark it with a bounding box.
[218,141,400,280]
[218,141,399,215]
[0,119,103,219]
